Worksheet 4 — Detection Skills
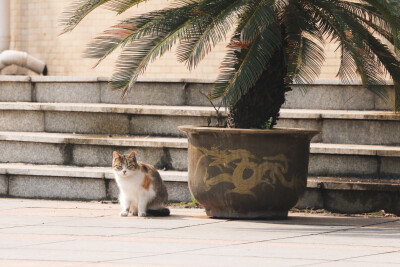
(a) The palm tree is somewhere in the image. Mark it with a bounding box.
[61,0,400,129]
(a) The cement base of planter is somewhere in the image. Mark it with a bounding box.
[298,177,400,215]
[205,208,288,219]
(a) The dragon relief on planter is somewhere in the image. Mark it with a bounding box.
[193,145,296,197]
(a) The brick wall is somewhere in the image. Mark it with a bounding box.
[9,0,342,79]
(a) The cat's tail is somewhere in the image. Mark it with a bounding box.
[147,208,170,217]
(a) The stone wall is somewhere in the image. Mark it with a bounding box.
[9,0,342,79]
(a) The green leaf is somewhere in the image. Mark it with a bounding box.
[293,37,325,85]
[104,0,153,14]
[284,1,326,88]
[109,11,194,99]
[307,0,389,100]
[176,0,246,70]
[236,0,277,42]
[60,0,112,34]
[85,3,196,66]
[212,24,282,106]
[361,0,400,52]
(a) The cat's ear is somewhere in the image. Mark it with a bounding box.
[128,151,137,161]
[113,151,122,159]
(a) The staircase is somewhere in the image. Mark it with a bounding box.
[0,76,399,214]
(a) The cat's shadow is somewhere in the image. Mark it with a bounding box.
[145,214,210,220]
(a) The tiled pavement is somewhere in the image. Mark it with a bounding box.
[0,198,399,267]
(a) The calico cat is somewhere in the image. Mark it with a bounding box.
[112,151,170,217]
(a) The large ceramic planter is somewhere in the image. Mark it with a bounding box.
[179,126,318,219]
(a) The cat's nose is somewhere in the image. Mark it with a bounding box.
[123,170,126,175]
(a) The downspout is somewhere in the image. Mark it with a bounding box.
[0,0,10,52]
[0,0,47,75]
[0,50,48,75]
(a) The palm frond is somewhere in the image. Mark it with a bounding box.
[293,37,325,85]
[307,0,389,100]
[103,0,153,14]
[330,2,388,99]
[330,3,400,109]
[60,0,156,34]
[212,24,281,106]
[284,1,326,88]
[86,3,196,66]
[176,0,246,70]
[109,12,193,100]
[63,0,400,110]
[236,0,277,42]
[60,0,112,34]
[336,45,359,84]
[361,0,400,52]
[336,1,393,43]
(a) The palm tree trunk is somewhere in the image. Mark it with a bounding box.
[227,44,290,129]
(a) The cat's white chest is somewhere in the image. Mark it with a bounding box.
[114,171,154,202]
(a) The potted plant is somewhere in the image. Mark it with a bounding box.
[62,0,400,218]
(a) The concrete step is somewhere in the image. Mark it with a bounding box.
[0,102,221,137]
[0,131,399,178]
[0,76,217,106]
[0,76,395,110]
[277,109,400,145]
[1,102,399,145]
[1,163,398,214]
[309,143,400,179]
[286,82,395,111]
[0,131,187,170]
[0,163,189,202]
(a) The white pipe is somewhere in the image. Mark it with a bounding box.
[0,0,47,75]
[0,50,47,75]
[0,0,10,52]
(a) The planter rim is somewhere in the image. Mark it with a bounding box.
[178,125,319,137]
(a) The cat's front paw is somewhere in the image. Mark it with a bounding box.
[120,210,129,217]
[138,211,147,217]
